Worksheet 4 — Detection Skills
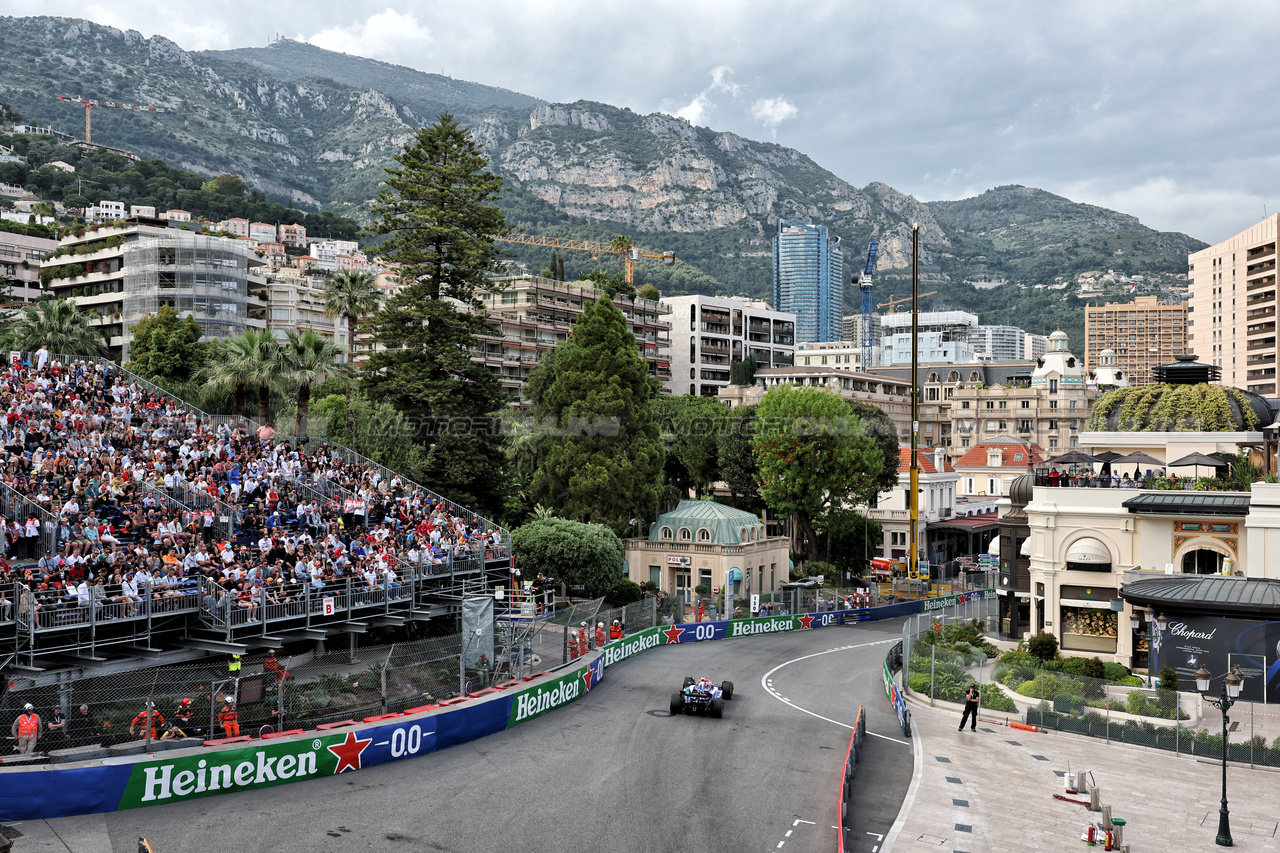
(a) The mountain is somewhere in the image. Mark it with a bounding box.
[0,16,1206,333]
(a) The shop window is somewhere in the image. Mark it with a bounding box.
[1060,606,1118,653]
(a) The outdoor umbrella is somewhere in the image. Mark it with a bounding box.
[1092,450,1124,475]
[1046,451,1098,466]
[1112,451,1165,479]
[1167,452,1229,480]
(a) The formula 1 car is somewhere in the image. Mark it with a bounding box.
[670,675,734,718]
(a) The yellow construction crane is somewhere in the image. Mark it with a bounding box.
[56,95,165,145]
[495,233,674,286]
[877,291,937,313]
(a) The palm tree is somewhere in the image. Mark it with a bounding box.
[280,328,347,437]
[1,298,107,356]
[197,334,254,417]
[240,328,286,426]
[323,270,383,366]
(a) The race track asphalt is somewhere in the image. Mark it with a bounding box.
[42,618,914,853]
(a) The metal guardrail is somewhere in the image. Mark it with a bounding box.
[837,705,867,853]
[0,481,58,557]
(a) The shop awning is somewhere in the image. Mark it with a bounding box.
[1065,537,1111,565]
[987,536,1000,556]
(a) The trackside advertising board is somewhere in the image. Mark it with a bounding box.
[0,595,991,820]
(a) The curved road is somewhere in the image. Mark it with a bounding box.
[39,619,913,853]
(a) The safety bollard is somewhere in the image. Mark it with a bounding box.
[1088,785,1101,812]
[1100,803,1112,830]
[1075,770,1088,794]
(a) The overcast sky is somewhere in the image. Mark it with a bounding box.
[8,0,1277,243]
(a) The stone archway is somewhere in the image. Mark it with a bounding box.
[1173,537,1234,575]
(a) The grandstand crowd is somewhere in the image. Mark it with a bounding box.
[0,354,506,631]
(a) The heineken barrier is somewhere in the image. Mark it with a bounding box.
[0,596,991,820]
[921,589,995,613]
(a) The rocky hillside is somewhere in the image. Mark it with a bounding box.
[0,16,1205,316]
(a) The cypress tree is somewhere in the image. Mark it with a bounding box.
[525,296,664,535]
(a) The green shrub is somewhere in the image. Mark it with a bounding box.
[607,579,642,605]
[1126,690,1150,716]
[1026,632,1059,662]
[1158,665,1180,692]
[981,690,1017,712]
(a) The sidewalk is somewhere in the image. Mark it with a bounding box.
[883,692,1280,852]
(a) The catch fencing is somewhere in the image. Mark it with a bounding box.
[901,612,1280,769]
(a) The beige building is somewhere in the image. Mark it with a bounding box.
[626,500,789,604]
[477,275,672,407]
[0,227,57,303]
[1188,214,1279,395]
[717,366,912,438]
[660,294,795,398]
[1084,295,1188,387]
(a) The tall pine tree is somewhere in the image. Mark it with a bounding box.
[525,296,664,536]
[362,114,509,514]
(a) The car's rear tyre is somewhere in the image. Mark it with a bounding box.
[683,676,694,689]
[722,680,734,700]
[710,696,724,718]
[670,693,684,715]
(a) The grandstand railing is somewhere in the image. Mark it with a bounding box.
[0,482,58,557]
[169,479,237,543]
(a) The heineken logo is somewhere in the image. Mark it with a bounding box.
[799,613,814,629]
[663,624,685,644]
[729,617,798,638]
[602,628,662,666]
[510,671,583,724]
[136,745,322,803]
[327,731,372,773]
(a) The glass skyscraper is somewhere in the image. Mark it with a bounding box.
[772,219,843,343]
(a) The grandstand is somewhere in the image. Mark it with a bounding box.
[0,351,512,685]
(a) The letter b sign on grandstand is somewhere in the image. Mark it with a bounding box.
[323,597,335,616]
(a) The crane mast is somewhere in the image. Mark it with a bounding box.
[858,239,879,370]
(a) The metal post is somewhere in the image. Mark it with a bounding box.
[930,643,936,707]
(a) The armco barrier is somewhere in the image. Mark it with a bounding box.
[882,641,912,737]
[837,705,866,853]
[0,597,990,820]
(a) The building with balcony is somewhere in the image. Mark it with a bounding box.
[40,222,267,357]
[260,268,346,352]
[954,437,1047,497]
[661,294,795,397]
[309,239,361,272]
[476,275,672,407]
[625,499,789,604]
[278,222,307,248]
[249,222,277,243]
[773,219,843,343]
[975,324,1030,361]
[1188,213,1278,395]
[860,447,984,568]
[218,218,250,239]
[0,227,57,303]
[880,310,979,365]
[1084,295,1188,387]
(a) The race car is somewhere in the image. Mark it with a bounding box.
[670,675,735,718]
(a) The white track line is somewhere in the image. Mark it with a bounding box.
[760,639,909,745]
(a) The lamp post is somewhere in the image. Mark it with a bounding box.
[1195,663,1245,847]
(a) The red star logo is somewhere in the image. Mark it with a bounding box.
[663,624,685,644]
[327,730,372,774]
[799,613,814,629]
[582,667,595,693]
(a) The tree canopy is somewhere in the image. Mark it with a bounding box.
[511,516,626,599]
[123,306,206,383]
[752,385,886,561]
[525,295,664,536]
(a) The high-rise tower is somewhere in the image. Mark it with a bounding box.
[772,219,843,343]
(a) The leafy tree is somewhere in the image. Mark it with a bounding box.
[322,269,383,366]
[525,295,665,536]
[652,394,728,499]
[202,174,248,197]
[636,283,660,301]
[814,509,883,577]
[361,114,510,513]
[511,516,626,599]
[1026,631,1059,663]
[847,400,903,496]
[581,268,632,298]
[309,392,429,479]
[279,328,348,437]
[123,306,206,383]
[729,354,758,386]
[1,299,106,356]
[752,385,886,561]
[718,405,761,508]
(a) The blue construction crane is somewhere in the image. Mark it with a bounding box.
[858,239,879,370]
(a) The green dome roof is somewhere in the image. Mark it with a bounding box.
[1085,383,1271,432]
[649,500,764,545]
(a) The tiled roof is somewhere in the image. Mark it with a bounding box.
[955,438,1046,469]
[896,447,953,474]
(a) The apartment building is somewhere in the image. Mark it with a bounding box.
[661,294,795,397]
[40,222,267,357]
[309,239,361,272]
[278,222,307,248]
[256,241,288,271]
[249,222,277,243]
[476,275,672,406]
[793,340,869,372]
[129,205,156,219]
[880,310,979,365]
[974,325,1027,361]
[262,268,347,353]
[869,360,1037,449]
[1188,214,1279,395]
[85,200,125,224]
[842,312,883,367]
[218,218,250,238]
[1083,295,1188,387]
[0,227,57,303]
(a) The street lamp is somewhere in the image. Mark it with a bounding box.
[1195,663,1245,847]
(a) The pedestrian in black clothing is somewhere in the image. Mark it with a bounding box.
[959,683,980,731]
[67,704,95,747]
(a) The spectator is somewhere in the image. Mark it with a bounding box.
[45,706,69,750]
